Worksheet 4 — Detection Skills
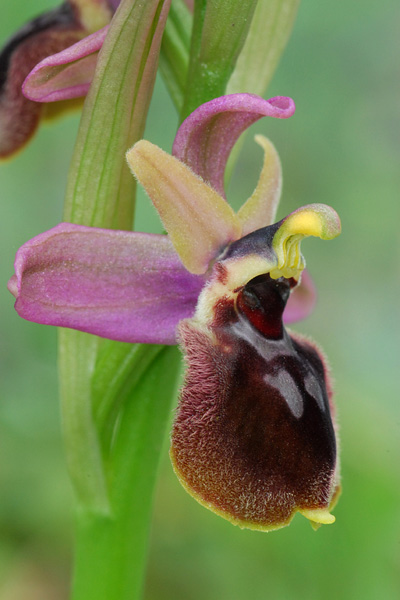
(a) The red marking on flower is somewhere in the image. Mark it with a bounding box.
[236,274,290,340]
[212,296,236,328]
[213,262,228,284]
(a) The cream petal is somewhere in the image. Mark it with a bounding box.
[238,135,282,235]
[126,140,242,274]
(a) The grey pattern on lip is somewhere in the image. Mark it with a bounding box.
[231,313,291,360]
[304,372,326,413]
[231,314,327,418]
[266,369,304,418]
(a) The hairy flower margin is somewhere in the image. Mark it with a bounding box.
[8,93,341,531]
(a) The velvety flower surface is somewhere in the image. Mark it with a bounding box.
[0,0,117,157]
[171,209,341,531]
[8,93,341,530]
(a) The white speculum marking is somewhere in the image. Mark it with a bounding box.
[266,370,304,418]
[231,314,326,419]
[304,372,326,413]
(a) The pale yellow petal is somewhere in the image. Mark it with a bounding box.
[126,141,241,274]
[238,135,282,235]
[72,0,113,32]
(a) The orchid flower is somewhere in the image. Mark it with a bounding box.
[0,0,119,158]
[8,94,341,531]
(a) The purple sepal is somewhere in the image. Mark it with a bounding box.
[9,224,204,344]
[172,94,295,197]
[22,27,108,102]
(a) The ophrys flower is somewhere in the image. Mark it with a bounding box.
[8,93,341,530]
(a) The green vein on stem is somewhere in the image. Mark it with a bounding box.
[91,342,164,455]
[180,0,258,120]
[64,0,168,230]
[59,329,110,514]
[60,0,171,511]
[160,0,192,111]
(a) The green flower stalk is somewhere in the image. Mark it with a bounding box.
[180,0,258,119]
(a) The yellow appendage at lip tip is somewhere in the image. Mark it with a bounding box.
[299,507,336,526]
[171,447,337,533]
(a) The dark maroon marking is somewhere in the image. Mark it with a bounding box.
[218,322,336,497]
[213,262,228,285]
[225,332,336,477]
[236,273,291,340]
[211,296,236,328]
[173,277,337,526]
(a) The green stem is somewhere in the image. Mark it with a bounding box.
[71,346,181,600]
[59,0,171,508]
[160,0,192,111]
[91,342,164,455]
[59,330,110,514]
[56,1,176,597]
[180,0,257,120]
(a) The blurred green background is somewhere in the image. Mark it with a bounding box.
[1,1,399,598]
